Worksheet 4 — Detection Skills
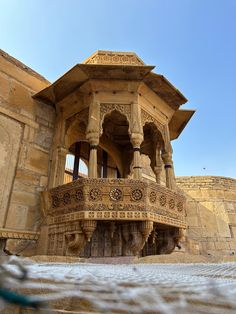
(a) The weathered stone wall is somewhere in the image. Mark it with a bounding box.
[177,176,236,256]
[0,50,55,252]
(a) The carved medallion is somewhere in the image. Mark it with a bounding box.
[63,192,71,205]
[159,195,167,206]
[119,212,125,218]
[52,195,60,208]
[97,212,102,218]
[169,199,175,209]
[131,189,143,201]
[149,191,157,203]
[89,188,102,201]
[177,202,183,212]
[112,212,118,218]
[75,189,84,201]
[88,212,95,218]
[109,188,123,201]
[104,212,110,218]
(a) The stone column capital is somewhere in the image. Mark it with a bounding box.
[86,132,99,146]
[57,146,68,156]
[130,132,143,148]
[161,151,173,165]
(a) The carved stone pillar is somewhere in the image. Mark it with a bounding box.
[131,102,143,180]
[131,135,143,179]
[86,101,100,178]
[88,144,98,177]
[49,111,66,188]
[161,149,176,190]
[54,146,68,186]
[154,145,162,184]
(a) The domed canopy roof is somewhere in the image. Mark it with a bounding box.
[33,50,194,139]
[34,50,187,108]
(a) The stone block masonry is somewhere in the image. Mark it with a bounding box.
[0,50,55,255]
[177,176,236,256]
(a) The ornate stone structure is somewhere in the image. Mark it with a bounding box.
[1,49,235,258]
[41,178,185,256]
[34,50,192,257]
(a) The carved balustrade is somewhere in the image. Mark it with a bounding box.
[43,178,186,228]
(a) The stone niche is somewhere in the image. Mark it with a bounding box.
[0,114,22,227]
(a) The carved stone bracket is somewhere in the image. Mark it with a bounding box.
[65,231,86,256]
[81,220,97,242]
[122,221,152,256]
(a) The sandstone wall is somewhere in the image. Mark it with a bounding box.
[177,176,236,256]
[0,50,55,243]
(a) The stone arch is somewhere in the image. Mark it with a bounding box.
[99,103,131,136]
[65,119,88,150]
[100,109,132,178]
[140,109,168,148]
[141,122,164,176]
[65,108,89,150]
[64,151,89,183]
[64,140,90,182]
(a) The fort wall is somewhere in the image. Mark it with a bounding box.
[177,176,236,256]
[0,50,55,253]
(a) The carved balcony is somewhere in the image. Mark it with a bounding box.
[42,178,186,229]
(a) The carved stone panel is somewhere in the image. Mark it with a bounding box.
[0,114,22,227]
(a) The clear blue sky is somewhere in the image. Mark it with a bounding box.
[1,0,236,178]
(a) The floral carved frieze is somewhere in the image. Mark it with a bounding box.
[84,51,145,66]
[0,228,40,240]
[44,178,186,228]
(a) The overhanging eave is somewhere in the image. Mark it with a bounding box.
[169,109,195,140]
[33,64,154,105]
[144,72,188,110]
